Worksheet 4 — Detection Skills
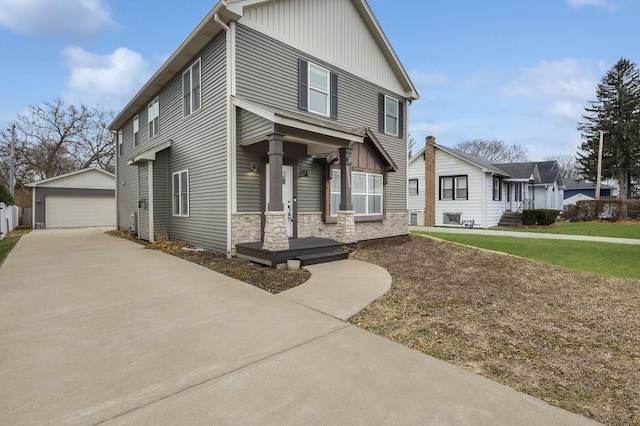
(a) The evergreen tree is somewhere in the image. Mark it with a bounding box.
[577,58,640,199]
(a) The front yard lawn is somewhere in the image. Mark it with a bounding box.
[350,235,639,426]
[414,231,640,280]
[497,220,640,239]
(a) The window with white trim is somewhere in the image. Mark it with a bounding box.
[172,170,189,216]
[384,95,399,136]
[493,177,503,201]
[183,59,201,116]
[133,115,139,147]
[118,130,123,156]
[331,170,383,216]
[514,182,523,201]
[440,175,468,200]
[308,63,330,116]
[148,97,159,139]
[409,179,418,196]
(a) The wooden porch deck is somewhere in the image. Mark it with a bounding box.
[235,237,351,268]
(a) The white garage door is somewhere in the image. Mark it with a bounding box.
[45,196,115,228]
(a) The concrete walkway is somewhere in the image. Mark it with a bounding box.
[0,228,598,425]
[411,225,640,245]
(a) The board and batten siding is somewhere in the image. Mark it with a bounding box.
[434,150,488,228]
[239,0,407,96]
[116,32,228,251]
[235,24,408,211]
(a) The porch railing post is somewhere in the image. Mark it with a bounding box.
[338,146,353,211]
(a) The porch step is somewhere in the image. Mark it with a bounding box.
[498,211,522,227]
[295,250,349,266]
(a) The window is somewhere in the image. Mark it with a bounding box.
[148,97,159,139]
[172,170,189,216]
[514,182,523,201]
[118,130,123,156]
[183,59,201,116]
[331,170,383,216]
[133,115,139,147]
[409,179,419,196]
[493,177,503,201]
[440,175,468,200]
[298,59,338,119]
[378,94,404,137]
[443,212,461,224]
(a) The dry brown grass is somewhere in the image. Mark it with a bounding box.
[349,234,639,425]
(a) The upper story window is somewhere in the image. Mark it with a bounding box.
[148,97,159,139]
[298,59,338,119]
[118,130,123,156]
[409,179,419,196]
[378,94,404,138]
[183,59,201,116]
[133,115,139,147]
[440,175,468,200]
[172,170,189,217]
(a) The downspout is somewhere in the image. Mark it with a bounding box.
[214,12,235,258]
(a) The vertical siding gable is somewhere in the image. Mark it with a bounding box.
[240,0,406,95]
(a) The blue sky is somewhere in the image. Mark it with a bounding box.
[0,0,638,160]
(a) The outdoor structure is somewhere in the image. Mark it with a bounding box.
[563,178,614,207]
[408,137,565,228]
[110,0,418,265]
[26,168,116,229]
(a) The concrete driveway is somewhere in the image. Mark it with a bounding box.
[0,228,597,425]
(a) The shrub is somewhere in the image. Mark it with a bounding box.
[0,183,15,205]
[625,200,640,220]
[575,200,626,221]
[522,209,560,226]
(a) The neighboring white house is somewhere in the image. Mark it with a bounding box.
[408,137,565,228]
[26,168,116,229]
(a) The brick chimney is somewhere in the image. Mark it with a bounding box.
[424,136,436,226]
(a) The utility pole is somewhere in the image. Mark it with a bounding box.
[595,130,603,201]
[9,124,16,197]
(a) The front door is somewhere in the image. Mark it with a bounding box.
[266,164,294,237]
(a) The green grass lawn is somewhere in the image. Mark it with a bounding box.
[0,229,30,266]
[414,231,640,281]
[493,221,640,239]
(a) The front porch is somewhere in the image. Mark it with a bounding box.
[236,237,351,268]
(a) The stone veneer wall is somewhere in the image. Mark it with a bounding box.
[231,212,262,255]
[296,211,408,242]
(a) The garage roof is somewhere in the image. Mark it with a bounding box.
[26,168,115,190]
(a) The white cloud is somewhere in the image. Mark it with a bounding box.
[503,59,597,102]
[567,0,610,7]
[0,0,119,40]
[410,71,450,87]
[62,46,152,110]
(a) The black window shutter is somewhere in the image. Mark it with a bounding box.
[330,72,338,119]
[378,93,385,133]
[398,101,404,138]
[298,59,308,111]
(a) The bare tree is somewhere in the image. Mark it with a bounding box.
[454,139,529,162]
[0,98,114,187]
[544,154,581,180]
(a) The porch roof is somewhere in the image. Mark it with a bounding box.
[233,96,364,154]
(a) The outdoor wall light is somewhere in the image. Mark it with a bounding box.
[249,162,258,173]
[299,168,310,178]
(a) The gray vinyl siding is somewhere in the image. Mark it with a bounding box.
[138,162,149,241]
[153,149,170,237]
[116,32,228,251]
[235,24,407,211]
[116,119,139,231]
[237,108,273,142]
[33,188,115,225]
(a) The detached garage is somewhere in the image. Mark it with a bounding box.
[27,168,116,229]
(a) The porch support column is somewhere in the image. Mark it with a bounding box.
[336,146,356,243]
[263,133,289,252]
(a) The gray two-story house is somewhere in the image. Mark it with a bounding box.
[111,0,418,265]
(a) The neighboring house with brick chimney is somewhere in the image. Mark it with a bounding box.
[408,137,564,228]
[110,0,418,266]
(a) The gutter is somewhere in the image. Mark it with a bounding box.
[214,12,235,258]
